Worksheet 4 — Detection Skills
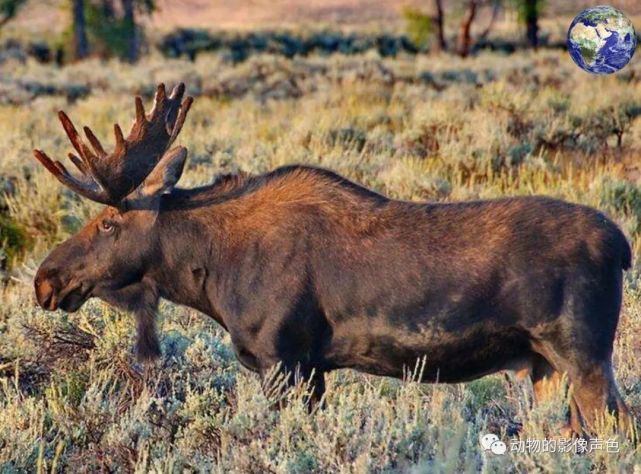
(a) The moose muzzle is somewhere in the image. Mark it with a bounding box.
[34,270,57,310]
[34,266,91,312]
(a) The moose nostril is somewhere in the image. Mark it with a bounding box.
[35,278,56,310]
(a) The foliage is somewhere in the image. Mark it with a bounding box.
[160,29,418,62]
[134,0,155,14]
[402,7,433,49]
[0,0,25,28]
[83,0,145,60]
[509,0,546,24]
[54,0,156,61]
[600,179,641,237]
[0,214,28,266]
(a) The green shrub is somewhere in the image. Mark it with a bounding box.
[465,376,506,413]
[600,179,641,215]
[325,127,367,152]
[85,2,142,60]
[56,1,148,61]
[0,214,29,267]
[403,7,432,49]
[599,178,641,237]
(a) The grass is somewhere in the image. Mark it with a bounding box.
[1,46,641,472]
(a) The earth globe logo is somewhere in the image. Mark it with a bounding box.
[567,5,637,74]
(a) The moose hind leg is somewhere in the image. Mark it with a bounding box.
[532,262,634,436]
[530,354,580,436]
[570,361,634,436]
[533,341,633,436]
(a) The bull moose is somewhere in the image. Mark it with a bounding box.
[33,83,633,436]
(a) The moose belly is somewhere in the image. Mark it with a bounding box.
[324,317,531,383]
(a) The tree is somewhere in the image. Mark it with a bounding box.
[101,0,116,18]
[520,0,543,48]
[121,0,138,62]
[430,0,447,53]
[478,0,502,41]
[456,0,478,57]
[121,0,155,62]
[0,0,26,29]
[80,0,155,62]
[72,0,89,59]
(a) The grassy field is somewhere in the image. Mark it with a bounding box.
[1,45,641,471]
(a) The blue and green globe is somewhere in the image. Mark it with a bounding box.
[567,5,637,74]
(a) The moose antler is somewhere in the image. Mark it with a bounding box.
[33,83,193,205]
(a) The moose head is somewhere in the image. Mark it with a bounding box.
[33,83,193,359]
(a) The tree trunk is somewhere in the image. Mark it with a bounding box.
[456,0,478,58]
[72,0,89,59]
[478,1,501,42]
[122,0,138,62]
[431,0,447,54]
[102,0,116,19]
[524,0,539,49]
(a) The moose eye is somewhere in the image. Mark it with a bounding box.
[100,220,116,234]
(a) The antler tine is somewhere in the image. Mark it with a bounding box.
[135,96,147,124]
[148,83,167,119]
[83,126,107,158]
[32,150,112,205]
[113,123,126,155]
[77,128,111,191]
[168,97,194,146]
[68,152,88,175]
[169,82,185,101]
[124,96,149,139]
[58,111,92,164]
[33,149,66,178]
[57,111,113,193]
[58,110,111,185]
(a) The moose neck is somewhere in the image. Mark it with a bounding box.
[147,190,233,328]
[149,198,220,322]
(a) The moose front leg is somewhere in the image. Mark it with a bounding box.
[100,279,161,361]
[134,304,161,361]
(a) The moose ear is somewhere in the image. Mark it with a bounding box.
[135,146,187,199]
